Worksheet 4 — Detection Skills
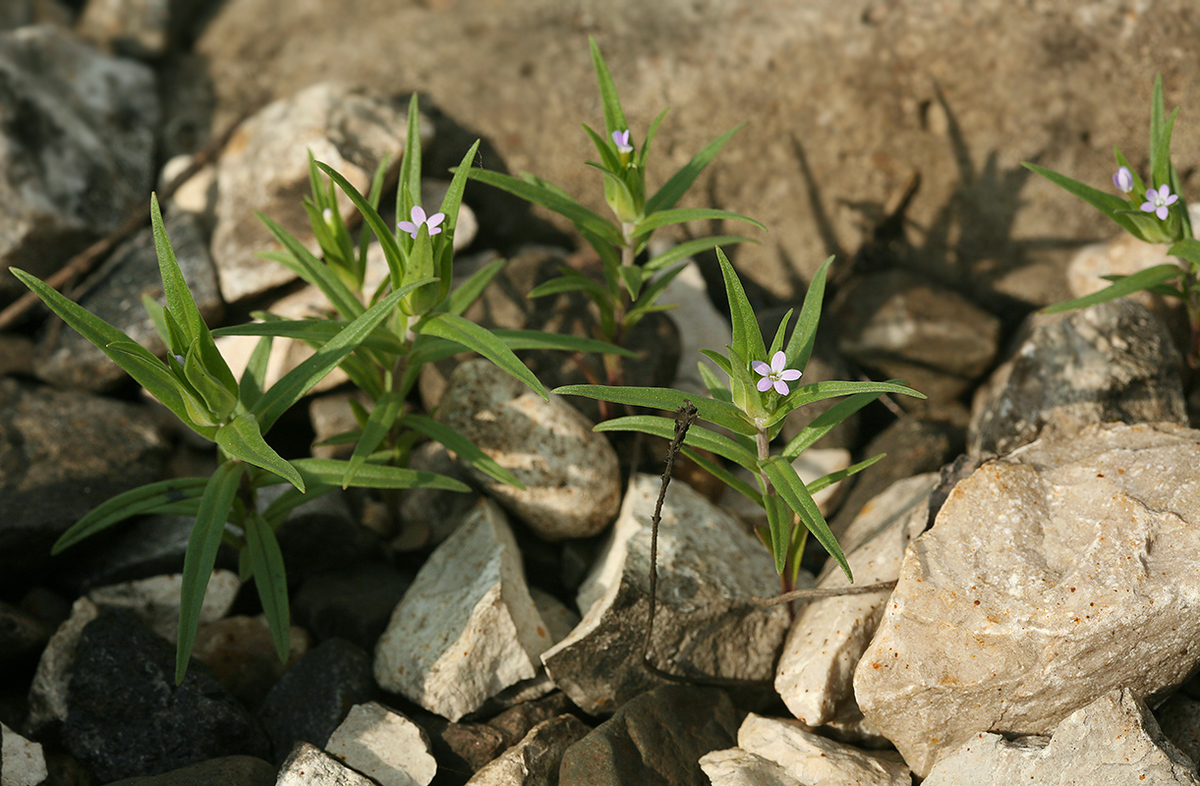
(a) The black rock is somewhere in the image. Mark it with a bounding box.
[103,754,276,786]
[63,610,270,783]
[255,637,376,763]
[559,685,740,786]
[292,562,413,651]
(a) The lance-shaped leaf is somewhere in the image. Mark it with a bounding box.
[315,162,407,292]
[463,168,625,247]
[342,390,405,488]
[632,208,764,239]
[1023,162,1142,237]
[595,414,760,474]
[761,455,851,582]
[762,493,793,576]
[398,93,423,220]
[243,512,291,662]
[785,255,833,372]
[52,477,210,553]
[781,389,884,459]
[493,329,637,357]
[256,211,365,320]
[644,235,756,272]
[1041,262,1183,314]
[806,453,885,495]
[291,457,471,491]
[176,459,244,683]
[214,318,408,356]
[554,383,756,435]
[770,379,924,429]
[400,413,523,488]
[646,124,744,214]
[446,257,506,317]
[150,194,207,344]
[238,335,273,411]
[589,35,628,135]
[250,285,421,432]
[417,312,548,400]
[216,414,305,492]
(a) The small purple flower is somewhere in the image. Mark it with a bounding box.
[1113,166,1134,194]
[397,205,445,239]
[612,129,633,155]
[752,351,802,396]
[1140,184,1179,220]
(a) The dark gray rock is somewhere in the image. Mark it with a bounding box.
[0,599,47,663]
[0,24,158,303]
[34,211,223,392]
[468,713,591,786]
[558,685,740,786]
[969,298,1187,457]
[256,637,375,763]
[292,562,413,651]
[62,610,269,782]
[831,269,1001,405]
[103,754,276,786]
[0,379,171,595]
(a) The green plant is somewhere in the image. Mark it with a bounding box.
[1025,74,1200,365]
[555,250,925,590]
[464,37,763,385]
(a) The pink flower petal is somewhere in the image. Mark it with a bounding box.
[752,360,771,376]
[773,380,791,395]
[780,369,802,382]
[410,206,428,224]
[771,350,788,372]
[427,212,446,228]
[757,377,774,392]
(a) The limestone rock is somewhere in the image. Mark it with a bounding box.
[211,81,418,302]
[437,359,621,541]
[775,473,937,725]
[735,714,910,786]
[1,721,48,786]
[969,299,1187,457]
[541,474,788,715]
[855,422,1200,776]
[699,748,804,786]
[374,498,554,721]
[25,597,100,734]
[87,569,240,642]
[923,690,1200,785]
[0,24,158,302]
[326,702,436,786]
[465,714,590,786]
[276,742,377,786]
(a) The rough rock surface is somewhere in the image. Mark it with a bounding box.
[325,702,436,786]
[374,498,554,721]
[855,422,1200,776]
[541,474,788,715]
[87,569,240,642]
[62,610,270,782]
[558,685,740,786]
[276,742,377,786]
[733,713,910,786]
[699,748,803,786]
[969,299,1187,457]
[437,359,621,541]
[922,690,1200,785]
[0,24,158,301]
[464,714,590,786]
[1,721,48,786]
[211,81,416,302]
[775,473,937,726]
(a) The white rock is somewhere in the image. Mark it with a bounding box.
[923,689,1200,785]
[326,702,436,786]
[737,714,910,786]
[436,359,621,541]
[855,422,1200,776]
[699,748,804,786]
[374,498,553,721]
[277,741,377,786]
[528,586,579,643]
[775,473,936,725]
[1,722,48,786]
[211,82,419,302]
[25,596,99,733]
[87,569,240,642]
[464,714,590,785]
[541,474,789,715]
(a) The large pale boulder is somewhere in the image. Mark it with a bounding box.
[855,422,1200,776]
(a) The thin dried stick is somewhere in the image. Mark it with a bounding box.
[751,579,898,606]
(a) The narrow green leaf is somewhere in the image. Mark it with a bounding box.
[492,328,637,357]
[243,513,291,662]
[643,235,756,272]
[782,389,882,460]
[683,446,762,505]
[214,318,409,356]
[763,493,792,575]
[595,415,759,473]
[399,93,422,218]
[52,478,209,553]
[527,271,612,302]
[256,211,365,320]
[149,194,205,343]
[646,124,744,214]
[768,309,794,359]
[463,168,624,246]
[583,123,623,173]
[251,286,417,432]
[343,390,405,488]
[589,36,628,134]
[216,414,305,492]
[1041,262,1183,314]
[176,460,244,683]
[102,340,201,433]
[699,349,733,380]
[634,208,764,239]
[638,108,669,169]
[417,312,549,400]
[780,379,924,417]
[1024,162,1141,236]
[1169,239,1200,270]
[553,383,756,435]
[697,361,732,402]
[762,456,851,581]
[631,263,688,317]
[239,335,274,411]
[806,452,885,495]
[400,413,523,488]
[291,457,471,491]
[785,256,833,372]
[446,257,506,316]
[315,162,407,292]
